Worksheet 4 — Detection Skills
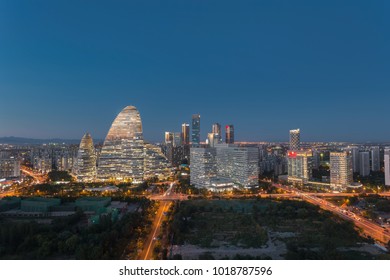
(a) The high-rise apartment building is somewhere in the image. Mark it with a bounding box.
[371,146,380,172]
[359,151,370,177]
[349,146,360,173]
[330,151,353,189]
[0,157,20,179]
[225,125,234,144]
[385,148,390,186]
[289,129,300,151]
[191,114,200,147]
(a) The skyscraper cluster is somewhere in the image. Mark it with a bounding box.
[162,123,191,166]
[163,114,235,167]
[286,128,357,189]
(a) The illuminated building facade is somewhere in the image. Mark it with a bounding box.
[144,143,171,180]
[190,147,217,188]
[0,157,20,179]
[190,144,259,189]
[330,151,353,189]
[181,123,190,145]
[287,150,313,185]
[215,144,259,187]
[385,148,390,186]
[207,133,219,147]
[289,129,300,151]
[75,133,97,182]
[225,125,234,144]
[98,106,144,182]
[212,123,222,143]
[165,132,174,144]
[191,114,200,147]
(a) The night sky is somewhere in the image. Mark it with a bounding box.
[1,1,389,142]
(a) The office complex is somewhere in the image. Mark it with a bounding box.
[190,147,217,188]
[287,150,313,185]
[144,143,171,180]
[75,133,97,182]
[165,132,181,147]
[173,133,182,147]
[371,146,380,172]
[207,133,219,147]
[215,144,259,187]
[212,123,222,143]
[385,148,390,187]
[359,151,370,177]
[191,114,200,147]
[330,151,353,189]
[289,129,300,151]
[163,130,186,166]
[287,128,311,185]
[181,123,190,145]
[98,106,145,182]
[225,125,234,144]
[164,132,174,144]
[190,144,259,189]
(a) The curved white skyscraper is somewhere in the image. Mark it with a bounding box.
[98,106,144,182]
[76,133,97,182]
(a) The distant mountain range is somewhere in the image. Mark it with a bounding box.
[0,137,103,145]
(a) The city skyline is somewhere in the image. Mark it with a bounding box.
[1,1,390,142]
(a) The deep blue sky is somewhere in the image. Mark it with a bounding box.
[1,0,389,142]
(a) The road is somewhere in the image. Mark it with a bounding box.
[0,190,18,198]
[20,166,47,184]
[273,184,390,244]
[139,201,171,260]
[138,182,176,260]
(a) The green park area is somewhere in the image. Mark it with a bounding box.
[168,199,390,260]
[0,198,156,259]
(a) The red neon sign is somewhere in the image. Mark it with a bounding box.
[288,151,297,158]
